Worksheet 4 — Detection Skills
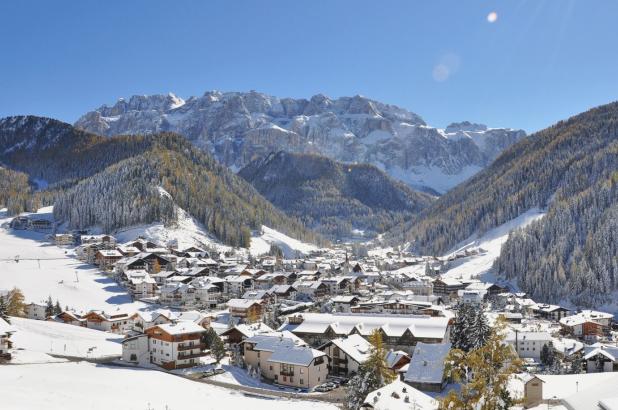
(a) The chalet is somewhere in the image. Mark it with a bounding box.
[319,334,371,377]
[54,310,86,327]
[30,218,53,231]
[0,317,15,361]
[242,289,275,305]
[282,313,451,350]
[224,275,254,298]
[269,285,297,301]
[9,216,30,230]
[25,302,47,320]
[116,245,140,257]
[432,277,465,298]
[142,322,208,370]
[220,322,275,345]
[126,271,158,299]
[227,299,263,322]
[384,350,410,374]
[532,304,570,321]
[332,295,360,312]
[294,280,329,300]
[241,335,328,389]
[81,234,116,247]
[255,272,288,289]
[403,342,451,392]
[82,310,137,334]
[123,238,160,252]
[134,310,176,332]
[583,345,618,373]
[95,249,123,270]
[559,310,613,341]
[54,233,74,246]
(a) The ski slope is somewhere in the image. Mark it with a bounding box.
[0,361,337,410]
[0,208,147,312]
[250,225,318,258]
[441,208,546,282]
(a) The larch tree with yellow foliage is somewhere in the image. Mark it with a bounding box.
[439,318,522,410]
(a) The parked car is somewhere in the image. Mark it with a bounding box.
[314,382,336,392]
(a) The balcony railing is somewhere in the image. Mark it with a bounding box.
[280,370,294,377]
[178,351,207,360]
[178,342,207,351]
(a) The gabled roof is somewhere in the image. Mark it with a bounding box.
[149,322,206,336]
[325,334,371,364]
[268,345,326,366]
[404,342,451,385]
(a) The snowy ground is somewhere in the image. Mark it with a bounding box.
[0,361,337,410]
[0,207,149,312]
[441,208,546,283]
[250,225,317,258]
[9,317,122,360]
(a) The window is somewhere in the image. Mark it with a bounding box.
[269,365,273,371]
[300,369,304,374]
[300,379,304,385]
[130,354,137,361]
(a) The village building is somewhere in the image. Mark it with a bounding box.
[505,331,552,362]
[319,334,371,377]
[240,335,328,389]
[403,342,451,392]
[282,313,450,350]
[0,317,15,361]
[583,345,618,373]
[143,322,208,370]
[25,302,47,320]
[227,298,263,322]
[532,304,570,321]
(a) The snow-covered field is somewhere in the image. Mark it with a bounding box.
[10,317,122,360]
[441,208,546,282]
[0,207,148,312]
[250,225,317,258]
[0,361,337,410]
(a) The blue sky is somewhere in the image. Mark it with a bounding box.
[1,0,617,132]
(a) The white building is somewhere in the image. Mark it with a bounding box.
[25,302,47,320]
[505,331,552,361]
[319,334,371,377]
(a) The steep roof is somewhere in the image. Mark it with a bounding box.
[268,345,326,366]
[404,342,451,385]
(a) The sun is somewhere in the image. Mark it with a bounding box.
[487,11,498,23]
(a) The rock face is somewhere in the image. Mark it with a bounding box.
[75,91,525,193]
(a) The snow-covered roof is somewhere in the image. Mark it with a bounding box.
[150,322,206,336]
[385,350,409,369]
[363,380,438,410]
[404,342,451,385]
[327,334,371,364]
[227,298,260,309]
[268,345,326,367]
[242,334,299,352]
[284,313,449,340]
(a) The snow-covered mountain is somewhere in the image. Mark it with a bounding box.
[75,91,526,194]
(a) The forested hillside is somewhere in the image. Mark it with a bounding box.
[239,151,433,238]
[391,102,618,307]
[0,116,322,248]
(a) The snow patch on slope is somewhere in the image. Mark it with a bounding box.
[250,225,317,258]
[441,208,546,282]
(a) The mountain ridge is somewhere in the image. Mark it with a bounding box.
[74,90,526,194]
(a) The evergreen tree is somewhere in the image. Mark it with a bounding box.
[0,296,9,324]
[451,303,473,352]
[53,300,63,315]
[210,333,226,364]
[45,296,54,318]
[468,306,491,350]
